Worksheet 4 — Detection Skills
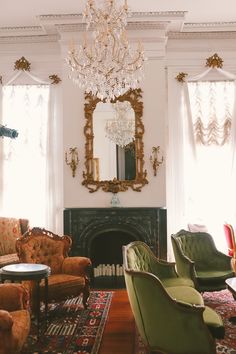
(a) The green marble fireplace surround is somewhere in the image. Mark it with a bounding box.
[64,207,167,287]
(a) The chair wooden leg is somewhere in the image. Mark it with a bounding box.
[82,277,90,309]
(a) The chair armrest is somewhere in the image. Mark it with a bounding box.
[177,255,197,284]
[0,284,29,312]
[0,310,13,331]
[62,256,92,276]
[152,260,180,279]
[214,251,233,270]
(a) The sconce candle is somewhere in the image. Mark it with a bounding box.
[65,147,79,178]
[150,146,163,176]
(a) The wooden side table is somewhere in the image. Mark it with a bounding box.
[0,263,51,336]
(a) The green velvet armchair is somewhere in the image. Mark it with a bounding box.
[124,269,224,354]
[171,229,235,292]
[123,240,194,288]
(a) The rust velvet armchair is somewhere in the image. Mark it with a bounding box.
[15,227,92,312]
[0,283,30,354]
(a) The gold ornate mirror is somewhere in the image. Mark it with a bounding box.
[82,89,148,193]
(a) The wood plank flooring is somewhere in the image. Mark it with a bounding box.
[98,289,136,354]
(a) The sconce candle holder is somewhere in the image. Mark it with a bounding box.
[65,147,79,177]
[150,146,163,176]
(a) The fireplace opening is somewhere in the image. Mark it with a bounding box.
[90,230,135,266]
[90,230,135,288]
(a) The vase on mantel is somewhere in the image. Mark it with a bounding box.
[110,193,121,207]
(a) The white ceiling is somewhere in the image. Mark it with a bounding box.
[1,0,236,40]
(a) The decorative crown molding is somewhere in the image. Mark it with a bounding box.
[168,31,236,40]
[183,21,236,32]
[0,34,60,44]
[1,11,236,44]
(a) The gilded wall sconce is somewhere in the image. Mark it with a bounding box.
[150,146,163,176]
[65,147,79,177]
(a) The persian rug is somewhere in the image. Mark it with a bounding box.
[136,289,236,354]
[204,289,236,354]
[22,290,113,354]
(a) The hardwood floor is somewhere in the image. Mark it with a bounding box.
[98,289,136,354]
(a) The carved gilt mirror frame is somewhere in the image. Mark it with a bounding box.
[82,88,148,193]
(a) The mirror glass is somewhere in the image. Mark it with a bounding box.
[82,89,148,193]
[93,101,136,181]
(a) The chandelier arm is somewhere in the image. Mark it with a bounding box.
[126,54,144,69]
[113,7,128,27]
[70,52,95,75]
[84,3,100,27]
[110,32,119,57]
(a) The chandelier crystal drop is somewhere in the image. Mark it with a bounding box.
[105,101,135,147]
[65,0,146,102]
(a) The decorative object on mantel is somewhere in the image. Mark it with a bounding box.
[65,147,79,177]
[110,193,121,207]
[205,53,223,68]
[150,146,163,176]
[0,125,18,139]
[65,0,146,102]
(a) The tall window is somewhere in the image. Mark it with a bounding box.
[186,81,235,251]
[1,85,50,226]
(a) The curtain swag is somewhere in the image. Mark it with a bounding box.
[176,66,236,166]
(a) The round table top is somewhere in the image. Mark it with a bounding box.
[226,277,236,291]
[2,263,50,276]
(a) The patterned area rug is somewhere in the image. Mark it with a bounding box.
[204,289,236,354]
[22,290,113,354]
[136,289,236,354]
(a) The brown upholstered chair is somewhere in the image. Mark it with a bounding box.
[15,227,92,312]
[0,283,30,354]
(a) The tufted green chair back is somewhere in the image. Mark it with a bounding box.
[171,229,234,292]
[123,240,195,288]
[124,241,155,271]
[173,232,218,271]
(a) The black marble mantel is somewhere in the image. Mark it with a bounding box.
[64,207,167,260]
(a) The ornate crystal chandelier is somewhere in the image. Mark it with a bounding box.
[66,0,145,102]
[105,101,135,147]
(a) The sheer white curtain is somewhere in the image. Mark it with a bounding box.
[167,68,236,256]
[185,80,236,252]
[0,84,63,233]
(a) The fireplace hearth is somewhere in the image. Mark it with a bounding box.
[64,207,167,288]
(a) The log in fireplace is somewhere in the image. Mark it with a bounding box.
[64,207,167,288]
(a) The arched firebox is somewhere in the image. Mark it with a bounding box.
[64,207,167,288]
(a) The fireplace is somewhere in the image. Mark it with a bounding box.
[64,207,167,288]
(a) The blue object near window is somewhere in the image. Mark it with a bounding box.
[0,125,18,139]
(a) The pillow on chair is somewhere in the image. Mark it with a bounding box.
[188,223,208,233]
